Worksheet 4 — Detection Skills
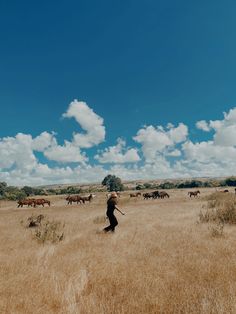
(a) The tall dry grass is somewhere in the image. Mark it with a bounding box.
[200,192,236,224]
[1,189,236,313]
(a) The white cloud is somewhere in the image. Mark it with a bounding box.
[2,105,236,186]
[32,132,57,151]
[44,141,88,163]
[133,123,188,161]
[0,133,37,170]
[42,100,106,163]
[196,107,236,147]
[196,120,210,132]
[166,149,181,157]
[95,138,140,163]
[62,100,105,148]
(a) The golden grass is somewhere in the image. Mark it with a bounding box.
[1,188,236,313]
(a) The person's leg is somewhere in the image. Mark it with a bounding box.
[103,225,112,232]
[103,215,113,232]
[110,214,118,232]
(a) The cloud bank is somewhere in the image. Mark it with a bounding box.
[1,101,236,186]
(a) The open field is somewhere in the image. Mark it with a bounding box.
[1,188,236,313]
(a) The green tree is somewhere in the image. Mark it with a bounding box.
[21,186,34,196]
[0,182,7,196]
[102,175,124,192]
[225,177,236,186]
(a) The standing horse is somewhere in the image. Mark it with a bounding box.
[17,198,35,208]
[66,195,84,204]
[159,191,170,199]
[129,192,141,198]
[188,190,200,198]
[143,192,154,200]
[33,199,51,207]
[80,194,94,203]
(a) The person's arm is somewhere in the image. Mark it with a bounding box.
[115,205,125,215]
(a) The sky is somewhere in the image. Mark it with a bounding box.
[1,0,236,186]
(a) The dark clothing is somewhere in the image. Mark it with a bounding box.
[106,198,117,215]
[104,197,118,232]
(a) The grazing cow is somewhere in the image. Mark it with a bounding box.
[17,198,35,208]
[129,192,141,198]
[188,190,200,198]
[159,191,170,199]
[66,195,84,205]
[33,199,51,207]
[80,194,94,203]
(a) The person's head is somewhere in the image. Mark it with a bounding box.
[110,191,118,198]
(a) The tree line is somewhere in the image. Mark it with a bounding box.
[1,176,236,201]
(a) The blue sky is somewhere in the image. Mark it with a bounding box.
[1,0,236,185]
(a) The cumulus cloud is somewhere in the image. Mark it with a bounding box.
[32,132,57,151]
[133,123,188,161]
[41,99,106,163]
[2,104,236,186]
[0,100,107,185]
[43,100,106,163]
[196,120,210,132]
[95,138,140,163]
[62,100,105,148]
[44,141,88,163]
[0,133,37,170]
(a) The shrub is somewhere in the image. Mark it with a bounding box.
[199,193,236,224]
[26,216,65,244]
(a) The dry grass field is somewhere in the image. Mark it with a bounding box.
[1,188,236,314]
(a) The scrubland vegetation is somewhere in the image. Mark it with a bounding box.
[1,188,236,313]
[1,176,236,201]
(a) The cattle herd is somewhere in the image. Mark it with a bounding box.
[15,188,236,208]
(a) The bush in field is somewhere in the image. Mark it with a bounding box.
[199,192,236,224]
[34,218,65,244]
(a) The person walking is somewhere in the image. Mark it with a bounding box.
[103,192,125,233]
